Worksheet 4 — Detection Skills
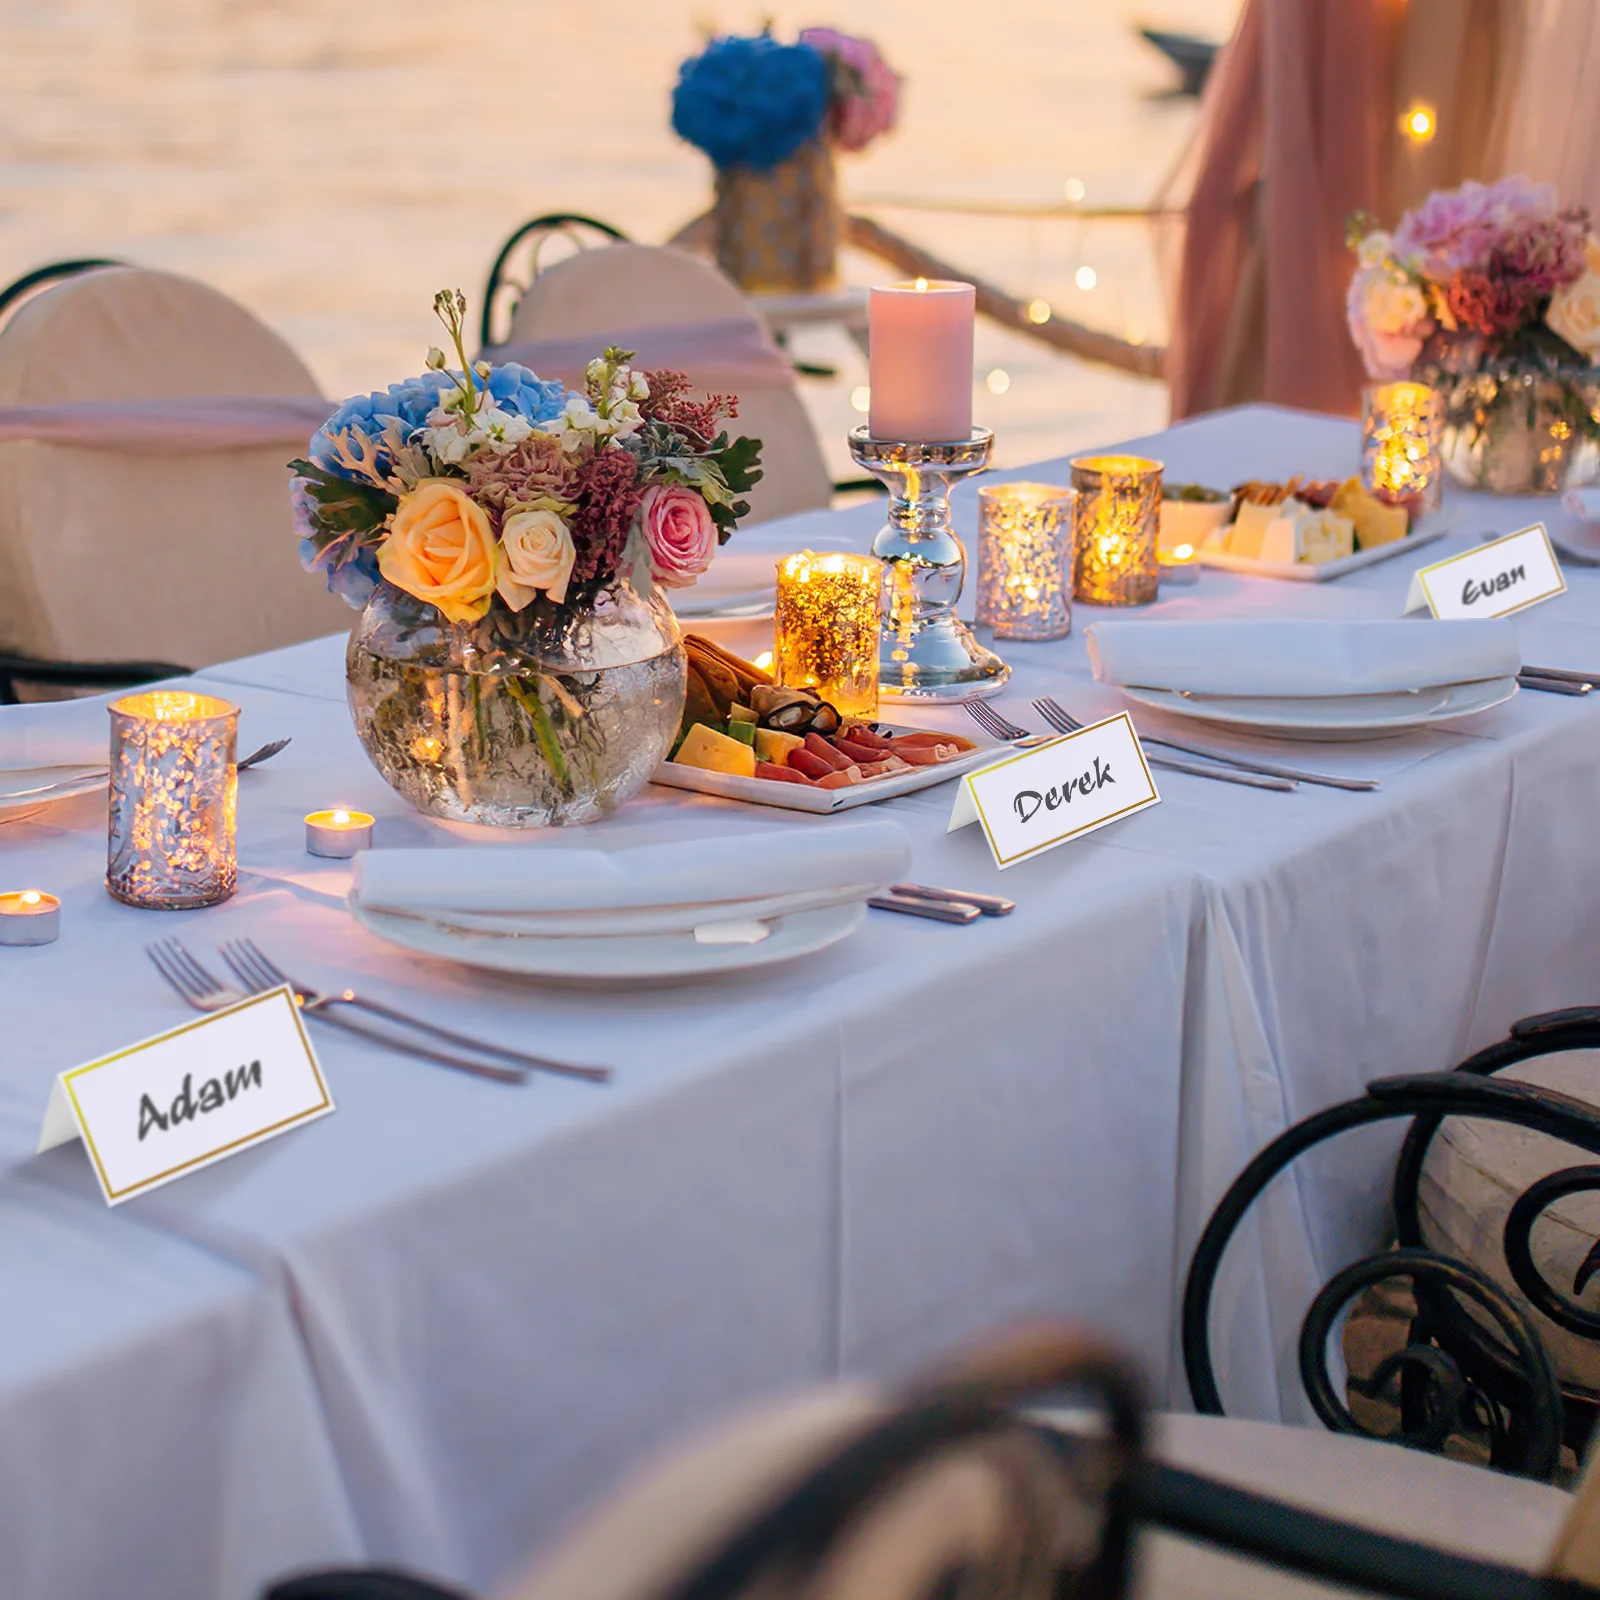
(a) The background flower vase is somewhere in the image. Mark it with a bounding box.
[347,576,684,828]
[1437,361,1600,495]
[713,139,839,295]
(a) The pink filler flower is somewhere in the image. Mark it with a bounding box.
[799,27,900,154]
[639,484,717,589]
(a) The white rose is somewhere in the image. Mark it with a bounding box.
[1547,245,1600,358]
[495,508,577,611]
[1365,278,1429,337]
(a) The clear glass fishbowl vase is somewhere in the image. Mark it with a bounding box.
[347,577,686,828]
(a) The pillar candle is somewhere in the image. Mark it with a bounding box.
[868,279,975,442]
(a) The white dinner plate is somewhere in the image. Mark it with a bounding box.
[649,726,1004,813]
[350,897,866,985]
[0,766,107,814]
[1195,514,1453,582]
[1119,675,1519,741]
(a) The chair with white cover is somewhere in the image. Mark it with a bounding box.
[0,266,348,692]
[485,242,833,526]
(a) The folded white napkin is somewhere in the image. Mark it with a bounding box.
[1085,618,1521,697]
[350,820,913,937]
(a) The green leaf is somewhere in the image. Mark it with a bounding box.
[711,433,764,496]
[289,458,397,545]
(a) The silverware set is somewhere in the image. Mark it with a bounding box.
[147,936,608,1086]
[868,883,1015,924]
[1,736,291,803]
[963,699,1380,793]
[1518,664,1600,696]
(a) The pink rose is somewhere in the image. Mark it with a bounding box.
[640,484,717,589]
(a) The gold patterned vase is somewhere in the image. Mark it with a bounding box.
[713,139,839,294]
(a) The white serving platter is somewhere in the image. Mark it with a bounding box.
[649,726,1005,813]
[350,897,865,984]
[1120,674,1519,741]
[1195,516,1452,582]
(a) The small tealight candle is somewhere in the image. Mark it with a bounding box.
[1157,542,1201,586]
[774,551,884,717]
[305,809,375,859]
[0,889,60,946]
[1362,381,1442,511]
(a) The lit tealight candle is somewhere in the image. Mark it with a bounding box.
[0,889,61,946]
[774,551,884,717]
[305,809,375,859]
[1157,541,1201,586]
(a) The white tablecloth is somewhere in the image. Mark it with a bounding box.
[5,404,1600,1596]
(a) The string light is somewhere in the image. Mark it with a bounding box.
[850,385,871,413]
[1025,299,1052,325]
[1064,177,1086,203]
[986,368,1011,394]
[1075,266,1098,291]
[1400,102,1436,143]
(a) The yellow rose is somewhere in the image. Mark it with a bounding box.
[496,507,577,611]
[378,480,497,624]
[1546,242,1600,359]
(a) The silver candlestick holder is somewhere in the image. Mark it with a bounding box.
[848,425,1009,701]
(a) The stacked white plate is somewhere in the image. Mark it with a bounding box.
[347,820,912,984]
[1086,618,1522,741]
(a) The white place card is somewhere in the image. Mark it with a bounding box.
[37,985,333,1205]
[948,712,1160,868]
[1404,523,1565,618]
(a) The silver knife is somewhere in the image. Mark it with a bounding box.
[869,893,981,925]
[892,883,1015,916]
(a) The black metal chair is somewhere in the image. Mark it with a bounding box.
[0,257,125,327]
[1183,1012,1600,1483]
[479,214,630,349]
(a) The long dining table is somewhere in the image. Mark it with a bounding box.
[5,403,1600,1600]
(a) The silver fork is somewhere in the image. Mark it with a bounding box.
[2,737,290,802]
[147,938,529,1086]
[967,697,1295,792]
[221,938,610,1084]
[1033,697,1377,792]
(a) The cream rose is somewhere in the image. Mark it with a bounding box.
[1547,241,1600,358]
[495,507,577,611]
[377,480,498,624]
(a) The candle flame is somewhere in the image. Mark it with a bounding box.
[20,890,41,905]
[332,809,351,826]
[1401,102,1436,143]
[914,277,929,291]
[1173,543,1194,560]
[753,651,774,672]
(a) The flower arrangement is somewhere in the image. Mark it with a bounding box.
[291,289,764,629]
[1348,178,1600,495]
[1347,176,1599,380]
[671,26,900,172]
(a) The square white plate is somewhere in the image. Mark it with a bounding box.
[1195,513,1453,582]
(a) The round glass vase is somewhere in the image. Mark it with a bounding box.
[347,577,686,828]
[1436,361,1600,495]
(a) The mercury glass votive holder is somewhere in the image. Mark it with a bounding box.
[976,483,1073,640]
[1362,381,1442,511]
[107,690,238,910]
[774,551,884,717]
[1069,455,1163,606]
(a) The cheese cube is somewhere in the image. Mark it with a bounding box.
[1331,477,1409,548]
[1225,499,1279,558]
[754,728,805,767]
[673,723,757,778]
[1258,504,1355,565]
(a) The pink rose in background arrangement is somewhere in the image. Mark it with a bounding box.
[800,27,901,154]
[640,484,717,588]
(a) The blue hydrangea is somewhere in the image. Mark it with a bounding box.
[672,34,830,172]
[298,532,380,611]
[305,364,572,481]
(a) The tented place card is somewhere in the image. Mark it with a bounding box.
[1404,524,1565,618]
[949,712,1159,868]
[36,985,332,1205]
